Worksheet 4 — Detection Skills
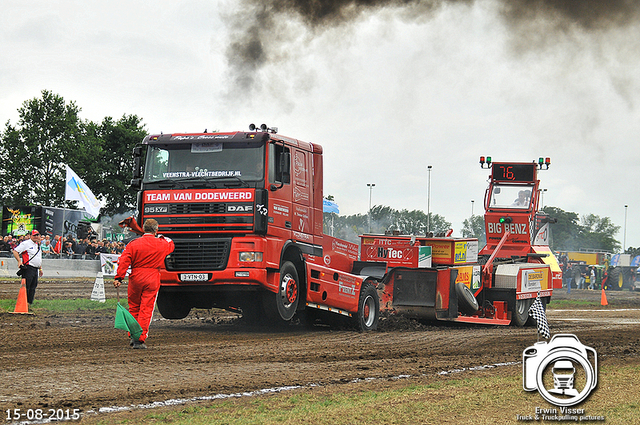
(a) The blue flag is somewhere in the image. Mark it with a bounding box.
[65,165,101,218]
[323,198,339,214]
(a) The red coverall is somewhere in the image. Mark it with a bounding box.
[115,233,174,342]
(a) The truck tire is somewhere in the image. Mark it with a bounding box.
[455,282,479,316]
[271,261,300,321]
[239,297,265,324]
[353,282,379,331]
[607,268,623,291]
[156,291,191,320]
[512,298,533,327]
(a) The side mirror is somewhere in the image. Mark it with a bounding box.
[130,145,143,190]
[281,152,291,184]
[271,150,291,191]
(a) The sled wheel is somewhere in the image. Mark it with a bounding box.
[353,282,379,331]
[275,261,300,321]
[513,298,533,327]
[455,282,479,316]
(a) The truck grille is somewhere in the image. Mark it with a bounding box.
[169,203,226,214]
[165,238,231,271]
[152,202,254,233]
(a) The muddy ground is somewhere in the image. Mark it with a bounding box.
[1,279,639,423]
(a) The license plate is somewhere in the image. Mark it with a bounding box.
[179,273,209,282]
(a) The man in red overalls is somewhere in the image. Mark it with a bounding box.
[113,219,174,349]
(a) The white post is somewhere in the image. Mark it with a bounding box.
[427,165,432,234]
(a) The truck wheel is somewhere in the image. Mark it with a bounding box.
[156,291,191,320]
[275,261,300,321]
[353,282,379,331]
[608,268,623,291]
[455,282,479,316]
[239,297,265,324]
[512,298,533,327]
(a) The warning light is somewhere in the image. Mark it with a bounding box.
[480,156,492,168]
[537,157,551,170]
[499,217,512,224]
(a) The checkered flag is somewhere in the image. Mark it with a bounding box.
[528,295,550,339]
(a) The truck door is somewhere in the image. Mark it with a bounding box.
[268,142,293,236]
[291,149,313,245]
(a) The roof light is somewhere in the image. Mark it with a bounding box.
[537,157,551,170]
[249,123,277,133]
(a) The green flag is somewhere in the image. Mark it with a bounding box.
[114,302,143,340]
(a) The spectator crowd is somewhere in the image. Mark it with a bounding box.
[0,233,125,259]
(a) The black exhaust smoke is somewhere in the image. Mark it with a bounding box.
[224,0,640,96]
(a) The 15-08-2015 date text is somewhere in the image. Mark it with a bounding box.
[6,408,80,421]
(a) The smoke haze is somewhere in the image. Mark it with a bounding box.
[225,0,640,97]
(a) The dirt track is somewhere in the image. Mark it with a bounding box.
[1,279,640,422]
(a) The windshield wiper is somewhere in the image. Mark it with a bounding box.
[173,177,218,188]
[148,179,185,189]
[223,176,250,187]
[200,175,251,187]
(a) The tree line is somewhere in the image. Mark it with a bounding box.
[323,203,452,244]
[0,90,144,217]
[324,204,630,254]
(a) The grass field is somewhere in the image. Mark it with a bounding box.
[0,298,124,313]
[82,362,640,425]
[547,299,603,309]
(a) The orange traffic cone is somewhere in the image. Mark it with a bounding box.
[11,278,32,314]
[601,287,608,306]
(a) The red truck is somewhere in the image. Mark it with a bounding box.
[122,127,561,330]
[124,126,379,330]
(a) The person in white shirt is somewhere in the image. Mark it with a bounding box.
[12,230,44,304]
[588,267,596,290]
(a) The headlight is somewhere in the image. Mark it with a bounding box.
[239,252,263,262]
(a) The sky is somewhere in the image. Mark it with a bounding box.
[2,0,639,250]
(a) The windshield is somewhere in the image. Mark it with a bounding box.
[143,141,265,183]
[489,184,533,209]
